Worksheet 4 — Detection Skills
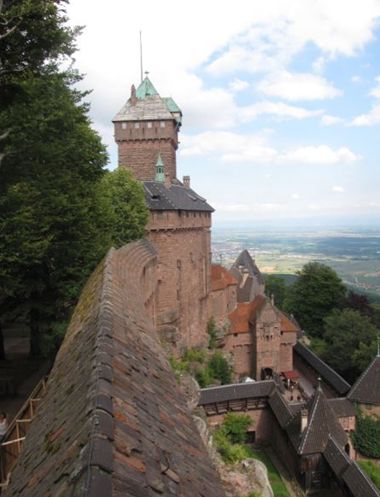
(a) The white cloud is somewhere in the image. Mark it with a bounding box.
[280,145,358,164]
[321,114,345,125]
[241,101,323,121]
[370,75,380,98]
[257,71,342,101]
[181,132,359,165]
[350,104,380,126]
[332,185,345,192]
[229,78,249,92]
[312,56,326,73]
[351,75,362,83]
[291,193,300,199]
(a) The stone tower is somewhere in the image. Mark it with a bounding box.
[113,76,214,353]
[113,76,182,181]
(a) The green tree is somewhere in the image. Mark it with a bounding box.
[0,72,108,357]
[98,168,148,248]
[322,308,379,381]
[283,262,346,337]
[0,0,77,103]
[264,275,287,308]
[353,411,380,458]
[208,351,232,385]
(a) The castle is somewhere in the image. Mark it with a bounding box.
[4,76,380,497]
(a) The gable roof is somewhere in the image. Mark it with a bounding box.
[298,384,348,455]
[231,250,264,285]
[228,296,265,334]
[294,342,351,395]
[211,264,237,292]
[348,355,380,405]
[113,77,182,123]
[279,311,300,334]
[144,181,214,212]
[199,380,276,406]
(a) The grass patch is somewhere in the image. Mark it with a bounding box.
[248,449,290,497]
[358,460,380,489]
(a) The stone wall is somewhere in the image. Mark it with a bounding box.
[7,240,224,497]
[115,119,178,181]
[147,211,212,351]
[253,301,282,380]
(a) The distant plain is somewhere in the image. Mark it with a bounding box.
[212,226,380,298]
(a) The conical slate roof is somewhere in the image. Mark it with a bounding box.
[348,354,380,405]
[298,384,348,455]
[113,76,182,123]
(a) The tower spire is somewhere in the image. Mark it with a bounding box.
[139,30,143,83]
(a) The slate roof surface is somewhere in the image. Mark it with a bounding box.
[348,355,380,405]
[327,397,356,418]
[114,77,182,123]
[268,390,294,428]
[298,385,348,455]
[342,461,380,497]
[323,435,351,476]
[211,264,238,292]
[8,240,224,497]
[294,342,351,395]
[199,380,276,406]
[144,181,214,212]
[231,250,265,285]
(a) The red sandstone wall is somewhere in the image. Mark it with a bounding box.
[115,120,178,181]
[147,211,212,351]
[253,302,281,380]
[224,332,253,378]
[209,285,237,327]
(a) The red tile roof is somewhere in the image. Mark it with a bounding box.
[279,311,300,333]
[228,295,265,334]
[211,264,237,292]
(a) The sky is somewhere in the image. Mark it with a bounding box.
[66,0,380,227]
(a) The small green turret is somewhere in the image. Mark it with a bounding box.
[155,153,165,182]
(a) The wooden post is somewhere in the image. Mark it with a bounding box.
[15,422,20,454]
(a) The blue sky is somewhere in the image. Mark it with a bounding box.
[67,0,380,226]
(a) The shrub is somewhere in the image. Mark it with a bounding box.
[223,413,252,444]
[352,411,380,458]
[207,317,218,349]
[183,348,206,364]
[208,351,232,385]
[213,427,251,463]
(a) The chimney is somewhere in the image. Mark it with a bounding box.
[301,408,308,433]
[183,175,190,188]
[130,84,137,106]
[164,173,171,189]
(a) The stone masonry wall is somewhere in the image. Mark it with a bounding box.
[147,211,212,352]
[115,120,178,181]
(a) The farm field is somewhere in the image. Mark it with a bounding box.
[212,226,380,298]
